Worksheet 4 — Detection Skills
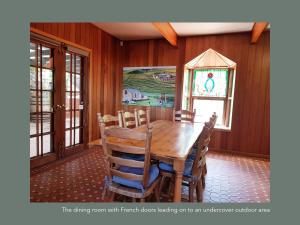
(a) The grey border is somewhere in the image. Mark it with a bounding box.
[1,0,300,224]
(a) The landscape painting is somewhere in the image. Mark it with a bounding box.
[122,66,176,107]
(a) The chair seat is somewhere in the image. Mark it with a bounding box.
[112,164,159,190]
[159,160,194,177]
[121,153,145,161]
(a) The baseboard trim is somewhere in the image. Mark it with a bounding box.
[209,148,270,161]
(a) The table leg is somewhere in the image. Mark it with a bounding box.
[173,159,185,202]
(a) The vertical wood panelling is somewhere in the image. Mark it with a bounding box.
[30,23,122,141]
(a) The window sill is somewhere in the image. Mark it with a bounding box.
[214,125,231,132]
[195,122,231,132]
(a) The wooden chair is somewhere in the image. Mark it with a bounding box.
[92,112,123,146]
[158,125,211,202]
[136,108,150,126]
[173,109,196,123]
[97,112,123,129]
[189,112,217,187]
[100,125,161,202]
[121,110,138,128]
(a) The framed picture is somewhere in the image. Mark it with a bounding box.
[122,66,176,107]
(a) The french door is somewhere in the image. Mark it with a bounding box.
[30,36,88,167]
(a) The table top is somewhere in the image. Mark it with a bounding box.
[107,120,203,160]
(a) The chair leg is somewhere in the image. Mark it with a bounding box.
[108,191,115,202]
[203,164,207,175]
[155,185,160,202]
[132,198,136,202]
[201,175,206,189]
[189,183,195,202]
[196,180,203,202]
[140,198,145,202]
[201,164,206,188]
[159,175,167,195]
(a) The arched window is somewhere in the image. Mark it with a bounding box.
[182,48,236,129]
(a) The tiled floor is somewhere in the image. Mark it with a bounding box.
[30,147,270,203]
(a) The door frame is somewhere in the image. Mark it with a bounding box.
[30,28,92,168]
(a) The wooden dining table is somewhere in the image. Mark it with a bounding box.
[93,120,203,202]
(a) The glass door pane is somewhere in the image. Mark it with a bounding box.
[65,52,84,147]
[30,42,54,158]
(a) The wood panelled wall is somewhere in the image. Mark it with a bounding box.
[122,32,270,157]
[30,23,122,141]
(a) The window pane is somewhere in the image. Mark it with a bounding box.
[30,43,37,66]
[38,136,42,155]
[42,91,52,112]
[75,111,81,127]
[66,72,71,91]
[75,74,81,91]
[30,114,41,135]
[76,55,81,74]
[30,66,37,89]
[65,111,71,128]
[65,92,71,110]
[74,92,81,109]
[72,54,76,72]
[193,99,223,125]
[182,72,190,110]
[42,69,53,90]
[193,69,228,97]
[74,128,80,144]
[65,130,71,147]
[43,134,51,154]
[30,137,37,158]
[70,74,81,92]
[66,53,71,71]
[42,46,53,69]
[30,91,40,113]
[42,113,51,133]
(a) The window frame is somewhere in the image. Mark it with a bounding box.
[184,67,236,130]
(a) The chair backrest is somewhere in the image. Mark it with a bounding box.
[100,124,153,188]
[121,110,138,128]
[136,109,150,126]
[206,112,217,137]
[190,113,217,178]
[173,109,196,123]
[191,125,211,177]
[97,112,123,129]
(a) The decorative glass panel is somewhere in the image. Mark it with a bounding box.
[192,69,228,97]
